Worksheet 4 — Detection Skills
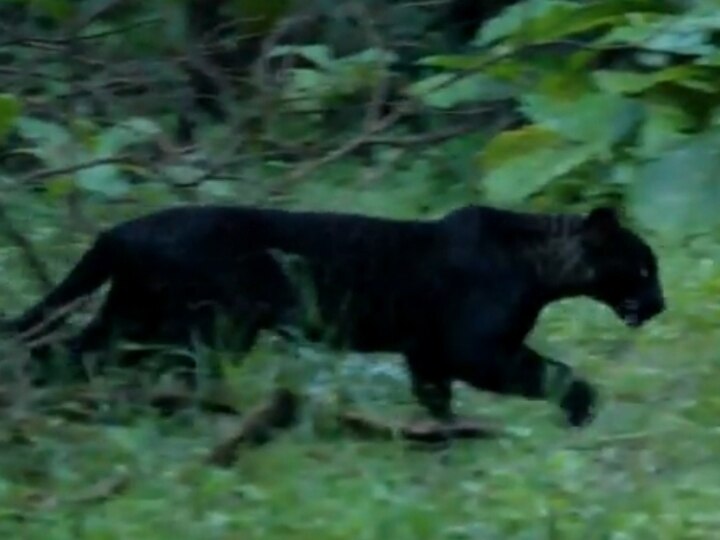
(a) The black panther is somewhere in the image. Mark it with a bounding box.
[3,204,665,427]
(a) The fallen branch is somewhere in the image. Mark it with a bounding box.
[206,388,299,467]
[0,381,242,423]
[338,411,503,443]
[148,388,240,417]
[67,470,131,506]
[18,470,131,520]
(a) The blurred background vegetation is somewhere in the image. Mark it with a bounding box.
[2,0,720,538]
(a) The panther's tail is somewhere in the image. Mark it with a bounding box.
[4,233,114,340]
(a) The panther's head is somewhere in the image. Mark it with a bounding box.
[581,207,665,327]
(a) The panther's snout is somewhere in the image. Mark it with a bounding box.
[620,298,644,327]
[617,291,665,328]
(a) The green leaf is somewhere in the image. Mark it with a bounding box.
[408,73,515,109]
[30,0,74,21]
[520,92,643,149]
[45,176,76,199]
[198,180,237,199]
[481,125,562,170]
[481,142,596,204]
[594,66,716,95]
[289,69,328,93]
[419,54,494,71]
[342,48,397,67]
[164,165,205,186]
[16,117,75,167]
[536,69,594,101]
[601,14,720,56]
[97,118,161,157]
[16,117,71,148]
[475,0,565,46]
[475,0,653,47]
[285,68,328,110]
[636,103,692,157]
[333,57,396,94]
[593,70,667,95]
[269,45,335,70]
[76,165,130,198]
[628,132,720,236]
[0,94,21,145]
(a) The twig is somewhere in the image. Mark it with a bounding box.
[347,2,393,132]
[285,101,413,183]
[20,470,131,516]
[68,471,131,505]
[206,388,299,467]
[0,19,160,48]
[338,411,503,443]
[18,156,133,186]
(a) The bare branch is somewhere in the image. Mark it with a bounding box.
[18,157,133,186]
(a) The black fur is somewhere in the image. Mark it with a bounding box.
[4,204,665,427]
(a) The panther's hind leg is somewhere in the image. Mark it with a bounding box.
[404,347,454,422]
[29,310,116,384]
[134,297,271,393]
[31,280,150,384]
[9,233,115,341]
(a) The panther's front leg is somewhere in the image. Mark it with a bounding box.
[454,344,598,427]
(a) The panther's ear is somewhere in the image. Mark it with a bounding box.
[585,207,619,231]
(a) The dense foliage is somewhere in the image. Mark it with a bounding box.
[2,0,720,235]
[1,1,720,538]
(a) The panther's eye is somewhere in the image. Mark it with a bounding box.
[640,268,650,279]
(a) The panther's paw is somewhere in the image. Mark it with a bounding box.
[560,379,598,428]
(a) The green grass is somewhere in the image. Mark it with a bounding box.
[1,205,719,539]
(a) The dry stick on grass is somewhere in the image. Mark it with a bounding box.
[337,411,503,443]
[3,296,243,420]
[0,377,243,424]
[206,388,300,468]
[147,387,241,417]
[18,470,131,520]
[68,470,132,506]
[204,394,500,466]
[41,385,241,422]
